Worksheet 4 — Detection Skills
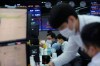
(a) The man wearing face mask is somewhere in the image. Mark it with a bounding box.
[52,34,68,52]
[52,34,68,56]
[46,33,56,48]
[48,3,100,66]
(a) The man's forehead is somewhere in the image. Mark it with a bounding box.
[47,35,52,38]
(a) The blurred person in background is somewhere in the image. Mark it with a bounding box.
[52,34,68,56]
[56,34,68,52]
[81,23,100,66]
[46,33,57,48]
[40,40,47,49]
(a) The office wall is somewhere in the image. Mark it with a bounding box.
[39,31,59,40]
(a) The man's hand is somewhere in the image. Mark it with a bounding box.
[48,61,55,66]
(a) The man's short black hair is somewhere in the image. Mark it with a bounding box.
[57,34,68,41]
[81,22,100,48]
[47,33,56,39]
[49,3,78,29]
[47,30,52,34]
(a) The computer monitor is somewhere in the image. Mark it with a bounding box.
[0,44,27,66]
[0,8,27,43]
[90,1,100,16]
[27,6,41,31]
[41,16,55,30]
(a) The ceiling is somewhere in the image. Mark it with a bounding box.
[0,0,99,15]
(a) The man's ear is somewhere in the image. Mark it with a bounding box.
[89,46,96,50]
[89,46,97,54]
[68,16,76,23]
[67,16,75,29]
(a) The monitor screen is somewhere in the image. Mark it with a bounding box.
[41,16,55,30]
[0,44,27,66]
[28,7,41,30]
[31,18,41,31]
[0,8,27,43]
[91,2,100,16]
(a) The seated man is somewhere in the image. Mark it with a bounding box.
[52,34,68,51]
[81,22,100,66]
[46,33,57,48]
[52,34,68,56]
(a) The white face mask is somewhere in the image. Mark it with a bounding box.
[60,24,75,38]
[46,40,52,44]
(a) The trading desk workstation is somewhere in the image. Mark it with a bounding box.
[0,1,100,66]
[0,5,48,66]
